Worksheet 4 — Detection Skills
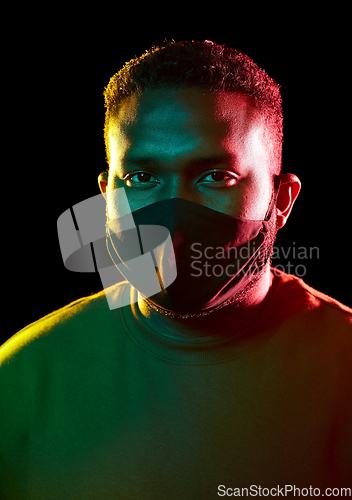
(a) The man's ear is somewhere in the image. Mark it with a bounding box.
[98,171,108,201]
[276,173,301,229]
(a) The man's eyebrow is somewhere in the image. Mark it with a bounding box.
[121,157,159,168]
[188,155,236,166]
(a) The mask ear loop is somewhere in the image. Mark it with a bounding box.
[263,174,282,223]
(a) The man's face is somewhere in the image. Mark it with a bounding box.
[106,88,275,221]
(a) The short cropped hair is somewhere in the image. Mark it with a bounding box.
[103,40,283,174]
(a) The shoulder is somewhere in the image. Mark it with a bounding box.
[272,267,352,321]
[271,267,352,362]
[0,282,131,370]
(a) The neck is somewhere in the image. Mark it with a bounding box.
[136,266,275,342]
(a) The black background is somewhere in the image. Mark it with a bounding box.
[4,13,351,345]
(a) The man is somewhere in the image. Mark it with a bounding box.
[1,40,351,499]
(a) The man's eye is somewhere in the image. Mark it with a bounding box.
[199,170,238,187]
[123,171,159,188]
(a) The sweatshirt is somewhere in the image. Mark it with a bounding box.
[1,269,351,499]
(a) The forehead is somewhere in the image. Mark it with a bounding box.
[116,87,254,121]
[108,88,262,163]
[109,88,254,137]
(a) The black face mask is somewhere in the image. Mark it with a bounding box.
[106,176,281,316]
